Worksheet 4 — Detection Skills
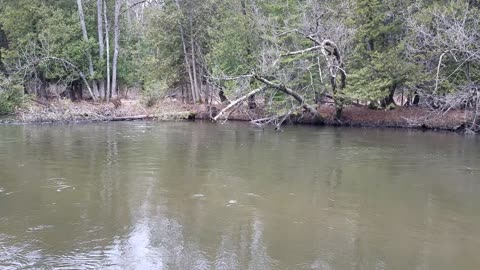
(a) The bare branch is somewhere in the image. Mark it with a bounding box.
[44,57,97,102]
[253,74,321,121]
[280,46,322,57]
[213,86,266,122]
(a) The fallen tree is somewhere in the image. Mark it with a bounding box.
[211,73,324,128]
[252,74,322,122]
[211,36,348,128]
[213,86,266,122]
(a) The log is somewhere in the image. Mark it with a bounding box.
[110,115,151,121]
[109,111,196,122]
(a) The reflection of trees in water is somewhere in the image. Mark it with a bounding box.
[105,218,209,269]
[99,124,120,209]
[214,211,275,270]
[247,213,275,270]
[418,192,433,270]
[98,197,275,269]
[2,123,480,269]
[94,179,211,269]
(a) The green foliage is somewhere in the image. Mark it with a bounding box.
[140,2,179,102]
[141,80,168,107]
[346,0,411,105]
[0,74,24,114]
[206,10,252,76]
[0,0,478,115]
[0,0,90,82]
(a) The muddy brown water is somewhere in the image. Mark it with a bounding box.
[1,121,479,269]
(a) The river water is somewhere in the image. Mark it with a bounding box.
[0,122,479,270]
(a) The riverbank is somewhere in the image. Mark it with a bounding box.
[6,99,196,124]
[319,106,469,132]
[1,98,471,133]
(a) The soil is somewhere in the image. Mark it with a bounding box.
[3,98,471,133]
[318,106,468,131]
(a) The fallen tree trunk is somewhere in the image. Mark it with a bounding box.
[213,86,266,121]
[110,111,196,122]
[110,115,151,121]
[279,37,346,119]
[253,74,323,123]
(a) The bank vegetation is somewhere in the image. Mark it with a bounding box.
[0,0,479,133]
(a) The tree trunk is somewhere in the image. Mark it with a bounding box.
[204,80,210,104]
[38,71,47,99]
[240,0,256,108]
[412,92,420,106]
[181,84,185,103]
[0,26,8,73]
[466,62,471,82]
[97,0,105,99]
[213,86,266,121]
[175,0,196,103]
[77,0,98,99]
[71,80,77,101]
[317,39,346,119]
[219,90,229,103]
[381,84,397,108]
[104,0,111,102]
[248,95,256,109]
[182,36,195,103]
[111,0,122,99]
[189,22,200,103]
[124,0,131,28]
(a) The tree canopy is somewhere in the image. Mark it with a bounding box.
[0,0,478,131]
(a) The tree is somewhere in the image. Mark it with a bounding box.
[406,0,480,131]
[104,0,112,102]
[97,0,106,98]
[0,73,23,114]
[346,0,411,109]
[0,0,479,132]
[77,0,99,100]
[111,0,122,99]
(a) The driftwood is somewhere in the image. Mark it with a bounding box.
[110,111,196,121]
[110,115,151,121]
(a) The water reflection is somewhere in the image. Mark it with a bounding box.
[0,122,479,269]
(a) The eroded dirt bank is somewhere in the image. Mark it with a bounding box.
[1,99,470,133]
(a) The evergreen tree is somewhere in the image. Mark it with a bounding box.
[346,0,411,108]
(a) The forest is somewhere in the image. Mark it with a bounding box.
[0,0,479,132]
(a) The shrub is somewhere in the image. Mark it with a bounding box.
[141,80,167,107]
[0,74,25,114]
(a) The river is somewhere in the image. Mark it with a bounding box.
[0,121,479,269]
